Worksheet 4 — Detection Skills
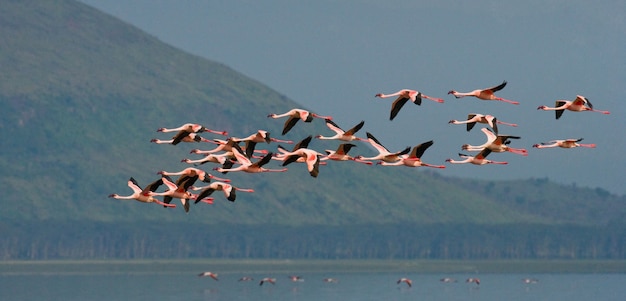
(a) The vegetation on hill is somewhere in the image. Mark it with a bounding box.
[0,0,624,259]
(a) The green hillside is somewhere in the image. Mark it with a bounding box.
[0,0,625,259]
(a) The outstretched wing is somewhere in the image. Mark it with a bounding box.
[390,97,410,120]
[487,80,507,92]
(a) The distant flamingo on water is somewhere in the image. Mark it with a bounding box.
[268,108,332,135]
[532,138,596,149]
[537,95,610,119]
[259,278,276,286]
[448,113,517,134]
[397,278,412,287]
[198,271,219,281]
[375,89,444,120]
[108,177,175,208]
[448,81,519,105]
[466,278,481,285]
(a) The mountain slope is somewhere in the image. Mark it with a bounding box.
[0,0,624,227]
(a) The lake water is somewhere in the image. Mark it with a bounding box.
[1,262,625,301]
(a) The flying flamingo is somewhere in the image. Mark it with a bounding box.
[267,108,332,135]
[440,277,458,283]
[462,128,528,156]
[397,278,412,287]
[157,123,228,136]
[448,81,519,105]
[378,140,446,168]
[157,167,230,183]
[532,138,596,149]
[281,147,323,178]
[522,278,539,284]
[445,148,508,165]
[238,276,254,282]
[288,275,304,282]
[316,119,365,142]
[323,278,339,283]
[448,113,517,134]
[148,175,198,212]
[259,278,276,286]
[198,271,219,281]
[231,130,292,158]
[150,131,210,145]
[214,145,287,174]
[537,95,610,119]
[191,181,254,203]
[354,132,411,163]
[108,177,175,208]
[466,278,480,285]
[375,89,444,120]
[321,143,372,165]
[181,152,233,167]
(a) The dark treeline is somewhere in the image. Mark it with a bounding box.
[1,222,625,260]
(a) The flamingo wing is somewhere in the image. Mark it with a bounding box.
[282,116,300,135]
[390,97,410,120]
[487,80,507,92]
[365,132,390,153]
[410,140,434,159]
[171,130,191,145]
[345,120,365,135]
[195,187,216,203]
[293,135,313,150]
[555,101,567,119]
[324,119,345,134]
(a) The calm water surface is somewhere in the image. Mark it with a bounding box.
[1,263,624,301]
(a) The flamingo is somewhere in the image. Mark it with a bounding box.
[537,95,610,119]
[316,119,365,142]
[522,278,539,284]
[231,130,292,158]
[191,181,254,203]
[198,271,219,281]
[281,147,323,178]
[108,177,175,208]
[445,148,508,165]
[148,175,198,212]
[448,81,519,105]
[440,277,458,283]
[150,131,210,145]
[268,108,332,135]
[214,145,287,174]
[157,167,230,183]
[321,143,373,165]
[354,132,411,163]
[238,276,254,282]
[259,278,276,286]
[375,89,444,120]
[397,278,412,287]
[532,138,596,149]
[462,128,528,156]
[466,278,480,285]
[157,123,228,136]
[448,113,517,134]
[288,275,304,282]
[378,140,446,168]
[323,278,339,283]
[181,152,233,167]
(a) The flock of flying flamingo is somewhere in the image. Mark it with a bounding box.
[109,80,610,212]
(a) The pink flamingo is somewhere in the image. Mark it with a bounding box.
[532,138,596,149]
[108,177,175,208]
[316,119,365,141]
[198,271,219,281]
[322,143,372,165]
[280,147,323,178]
[231,130,292,158]
[181,152,233,166]
[355,132,411,163]
[148,175,198,213]
[157,123,228,136]
[462,128,528,156]
[378,140,446,168]
[448,81,519,105]
[214,146,287,174]
[537,95,610,119]
[466,278,480,285]
[259,278,276,286]
[150,131,210,145]
[268,108,332,135]
[397,278,412,287]
[375,89,444,120]
[157,167,230,183]
[191,181,254,203]
[445,148,508,165]
[448,113,517,134]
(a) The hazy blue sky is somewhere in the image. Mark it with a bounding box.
[80,0,625,195]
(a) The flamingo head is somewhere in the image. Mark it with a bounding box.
[448,120,457,124]
[537,105,547,110]
[445,158,453,162]
[156,128,165,132]
[447,90,456,95]
[461,144,470,150]
[108,194,117,198]
[150,139,158,143]
[374,93,383,98]
[375,161,383,165]
[532,144,541,148]
[181,159,190,163]
[267,114,276,118]
[156,171,165,175]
